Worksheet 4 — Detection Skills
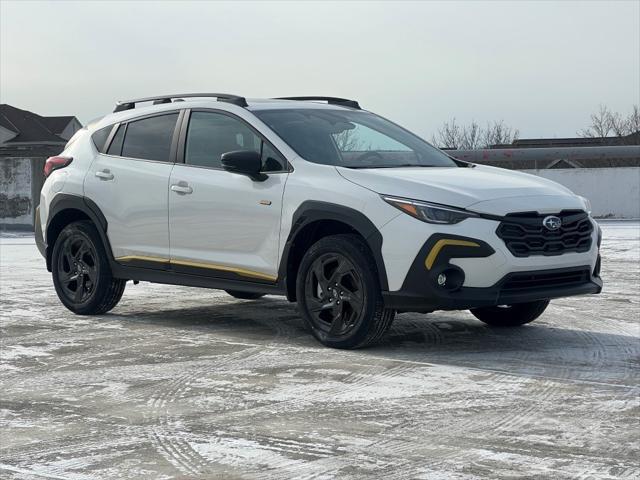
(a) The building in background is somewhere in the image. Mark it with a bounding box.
[0,104,81,229]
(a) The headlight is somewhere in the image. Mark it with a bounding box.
[382,195,479,224]
[579,195,592,215]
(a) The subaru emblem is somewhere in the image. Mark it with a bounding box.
[543,215,562,231]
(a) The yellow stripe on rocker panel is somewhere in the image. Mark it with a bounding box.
[115,256,277,282]
[115,255,169,264]
[170,259,277,282]
[425,239,480,270]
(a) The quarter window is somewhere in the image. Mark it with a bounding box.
[121,113,179,162]
[92,125,113,153]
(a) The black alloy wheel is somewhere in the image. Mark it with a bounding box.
[296,234,396,349]
[57,233,99,303]
[304,252,365,337]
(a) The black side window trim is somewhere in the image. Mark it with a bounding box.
[103,122,120,154]
[101,110,185,164]
[178,108,291,173]
[105,122,126,156]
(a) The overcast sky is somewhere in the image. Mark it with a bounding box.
[1,0,638,139]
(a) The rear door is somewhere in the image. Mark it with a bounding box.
[168,109,289,283]
[84,111,182,266]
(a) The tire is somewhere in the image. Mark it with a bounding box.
[51,220,126,315]
[225,290,265,300]
[470,300,550,327]
[296,234,395,349]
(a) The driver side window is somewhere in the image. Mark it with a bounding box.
[185,111,286,172]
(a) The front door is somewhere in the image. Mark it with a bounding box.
[168,110,289,283]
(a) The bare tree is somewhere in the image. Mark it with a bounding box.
[461,121,484,150]
[579,105,615,138]
[482,120,520,147]
[432,105,639,150]
[431,118,463,149]
[627,105,639,135]
[431,118,519,149]
[579,104,640,139]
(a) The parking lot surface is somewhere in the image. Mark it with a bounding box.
[1,221,638,479]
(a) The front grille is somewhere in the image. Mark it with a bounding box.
[496,210,593,257]
[501,268,591,293]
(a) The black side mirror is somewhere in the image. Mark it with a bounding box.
[221,150,267,181]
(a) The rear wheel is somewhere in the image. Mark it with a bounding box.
[470,300,549,327]
[51,220,126,315]
[296,234,395,349]
[225,290,265,300]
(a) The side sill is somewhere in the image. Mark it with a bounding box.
[110,262,285,296]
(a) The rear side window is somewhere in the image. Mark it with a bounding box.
[121,113,179,162]
[107,125,125,156]
[91,126,113,153]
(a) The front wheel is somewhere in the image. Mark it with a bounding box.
[296,234,395,349]
[470,300,550,327]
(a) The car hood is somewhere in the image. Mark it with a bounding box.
[336,164,584,214]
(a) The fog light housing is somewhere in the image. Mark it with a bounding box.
[434,267,465,291]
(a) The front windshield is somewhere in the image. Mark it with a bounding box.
[253,108,457,168]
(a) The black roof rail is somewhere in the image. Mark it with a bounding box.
[275,96,361,110]
[113,93,248,112]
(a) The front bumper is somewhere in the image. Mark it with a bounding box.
[379,215,602,312]
[383,265,602,312]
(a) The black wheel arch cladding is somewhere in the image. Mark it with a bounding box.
[279,201,389,298]
[45,194,114,271]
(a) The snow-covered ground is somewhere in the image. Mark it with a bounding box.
[1,221,638,479]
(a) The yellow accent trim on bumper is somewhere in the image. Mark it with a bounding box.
[115,256,277,282]
[425,239,480,270]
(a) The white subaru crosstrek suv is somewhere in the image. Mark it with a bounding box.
[36,94,602,349]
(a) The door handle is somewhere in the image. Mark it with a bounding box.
[170,182,193,195]
[95,169,114,181]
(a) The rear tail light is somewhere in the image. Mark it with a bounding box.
[44,156,73,178]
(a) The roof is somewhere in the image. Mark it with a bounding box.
[111,94,360,115]
[0,104,80,144]
[96,96,360,132]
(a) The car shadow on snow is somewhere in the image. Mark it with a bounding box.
[109,295,638,384]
